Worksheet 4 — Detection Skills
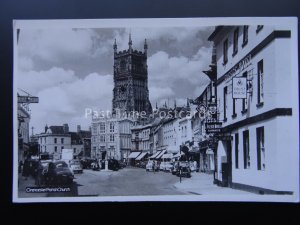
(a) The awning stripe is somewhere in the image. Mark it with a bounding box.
[135,152,147,160]
[128,152,141,159]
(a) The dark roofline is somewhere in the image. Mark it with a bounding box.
[208,26,224,41]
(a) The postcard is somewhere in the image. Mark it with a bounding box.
[13,17,299,202]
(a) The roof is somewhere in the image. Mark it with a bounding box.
[78,130,91,138]
[49,126,66,134]
[208,26,224,41]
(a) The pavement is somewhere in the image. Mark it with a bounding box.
[173,172,255,195]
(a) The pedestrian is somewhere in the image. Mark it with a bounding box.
[18,160,23,173]
[22,156,30,180]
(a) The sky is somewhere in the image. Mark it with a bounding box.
[17,26,214,133]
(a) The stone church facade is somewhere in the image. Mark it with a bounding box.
[112,34,152,115]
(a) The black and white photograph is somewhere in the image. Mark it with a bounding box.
[13,17,299,202]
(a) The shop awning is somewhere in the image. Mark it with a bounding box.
[172,152,183,158]
[135,152,148,160]
[161,153,173,159]
[155,150,167,159]
[128,152,141,159]
[149,151,161,159]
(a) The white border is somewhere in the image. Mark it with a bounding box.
[13,17,299,203]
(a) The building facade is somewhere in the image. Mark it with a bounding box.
[18,103,31,161]
[209,25,298,194]
[38,124,72,160]
[91,117,134,161]
[112,35,152,115]
[131,124,152,152]
[37,124,90,160]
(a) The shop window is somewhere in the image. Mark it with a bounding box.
[243,130,250,169]
[256,127,265,170]
[232,98,237,118]
[257,59,264,106]
[242,72,248,113]
[223,86,227,121]
[235,133,239,169]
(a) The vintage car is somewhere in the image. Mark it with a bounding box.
[46,161,74,185]
[146,160,159,172]
[159,161,174,172]
[69,160,83,174]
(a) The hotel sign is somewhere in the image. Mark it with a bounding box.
[205,122,222,133]
[232,77,247,99]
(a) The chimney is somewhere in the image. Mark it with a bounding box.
[89,126,91,132]
[45,124,48,133]
[63,124,69,133]
[77,125,81,133]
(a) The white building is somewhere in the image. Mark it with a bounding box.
[38,124,72,159]
[37,124,89,160]
[91,116,134,161]
[209,25,298,194]
[162,118,179,153]
[131,124,152,152]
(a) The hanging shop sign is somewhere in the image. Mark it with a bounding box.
[232,77,247,99]
[18,96,39,103]
[205,121,222,133]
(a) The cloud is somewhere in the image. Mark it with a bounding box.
[20,68,113,133]
[148,47,211,105]
[18,67,76,95]
[18,28,95,63]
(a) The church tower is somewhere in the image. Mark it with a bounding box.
[112,34,152,115]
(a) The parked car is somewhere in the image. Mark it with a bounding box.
[80,158,95,169]
[136,161,147,168]
[176,164,192,178]
[146,160,159,172]
[159,162,174,172]
[118,161,127,169]
[100,159,120,171]
[46,161,74,185]
[69,160,83,174]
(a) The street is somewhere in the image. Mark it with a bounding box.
[19,167,187,198]
[75,167,186,197]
